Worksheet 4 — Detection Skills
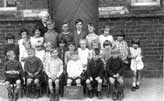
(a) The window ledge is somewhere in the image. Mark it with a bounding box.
[0,7,17,11]
[131,2,160,6]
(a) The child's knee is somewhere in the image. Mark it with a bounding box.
[55,79,59,85]
[75,79,81,85]
[109,77,115,84]
[86,79,90,84]
[5,81,10,87]
[98,79,102,84]
[34,79,39,84]
[27,78,33,85]
[67,79,72,85]
[16,80,21,86]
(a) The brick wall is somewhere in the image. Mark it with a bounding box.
[98,0,163,77]
[0,0,163,79]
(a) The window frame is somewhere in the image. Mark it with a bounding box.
[0,0,17,11]
[131,0,161,6]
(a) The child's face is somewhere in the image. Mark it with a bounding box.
[21,31,28,39]
[7,39,14,44]
[27,49,35,57]
[62,24,69,32]
[47,23,55,30]
[80,41,86,50]
[104,27,110,35]
[76,22,83,30]
[92,51,99,61]
[88,25,94,33]
[7,51,15,60]
[51,50,58,58]
[69,44,75,51]
[71,54,78,61]
[34,29,41,37]
[132,44,139,49]
[117,36,123,42]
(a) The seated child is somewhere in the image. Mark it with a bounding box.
[106,49,126,101]
[64,42,76,65]
[129,39,144,91]
[66,51,83,86]
[24,48,43,97]
[4,34,19,61]
[86,48,104,99]
[78,39,91,70]
[3,50,23,101]
[45,48,63,101]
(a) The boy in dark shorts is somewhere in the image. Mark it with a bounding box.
[85,48,104,99]
[24,48,43,98]
[106,49,126,101]
[3,50,23,101]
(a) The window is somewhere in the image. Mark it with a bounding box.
[131,0,160,6]
[0,0,17,10]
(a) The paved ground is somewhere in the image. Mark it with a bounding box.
[0,78,163,101]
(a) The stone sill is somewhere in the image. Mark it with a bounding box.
[99,13,164,19]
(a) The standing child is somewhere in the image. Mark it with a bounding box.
[19,40,31,70]
[66,51,83,86]
[64,42,76,65]
[106,49,125,101]
[24,48,43,97]
[86,48,104,99]
[85,23,99,50]
[57,38,68,65]
[3,50,23,101]
[18,28,30,55]
[44,20,58,48]
[4,34,19,61]
[58,23,73,46]
[99,25,114,50]
[30,26,44,50]
[45,49,63,101]
[129,39,144,91]
[35,42,45,63]
[78,39,91,70]
[114,32,129,63]
[73,19,87,47]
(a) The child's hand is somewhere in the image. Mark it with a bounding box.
[28,73,33,77]
[113,75,117,78]
[95,76,100,81]
[116,73,119,77]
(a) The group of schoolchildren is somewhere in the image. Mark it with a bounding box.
[3,11,144,101]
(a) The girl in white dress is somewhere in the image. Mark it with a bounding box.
[129,39,144,91]
[30,26,44,50]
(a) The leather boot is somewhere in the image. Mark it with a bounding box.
[88,90,93,98]
[112,92,117,101]
[97,91,103,99]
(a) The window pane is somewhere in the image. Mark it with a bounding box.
[0,0,4,7]
[6,0,16,7]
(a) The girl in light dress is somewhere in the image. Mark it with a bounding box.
[129,39,144,91]
[30,26,44,50]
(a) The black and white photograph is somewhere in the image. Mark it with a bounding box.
[0,0,163,101]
